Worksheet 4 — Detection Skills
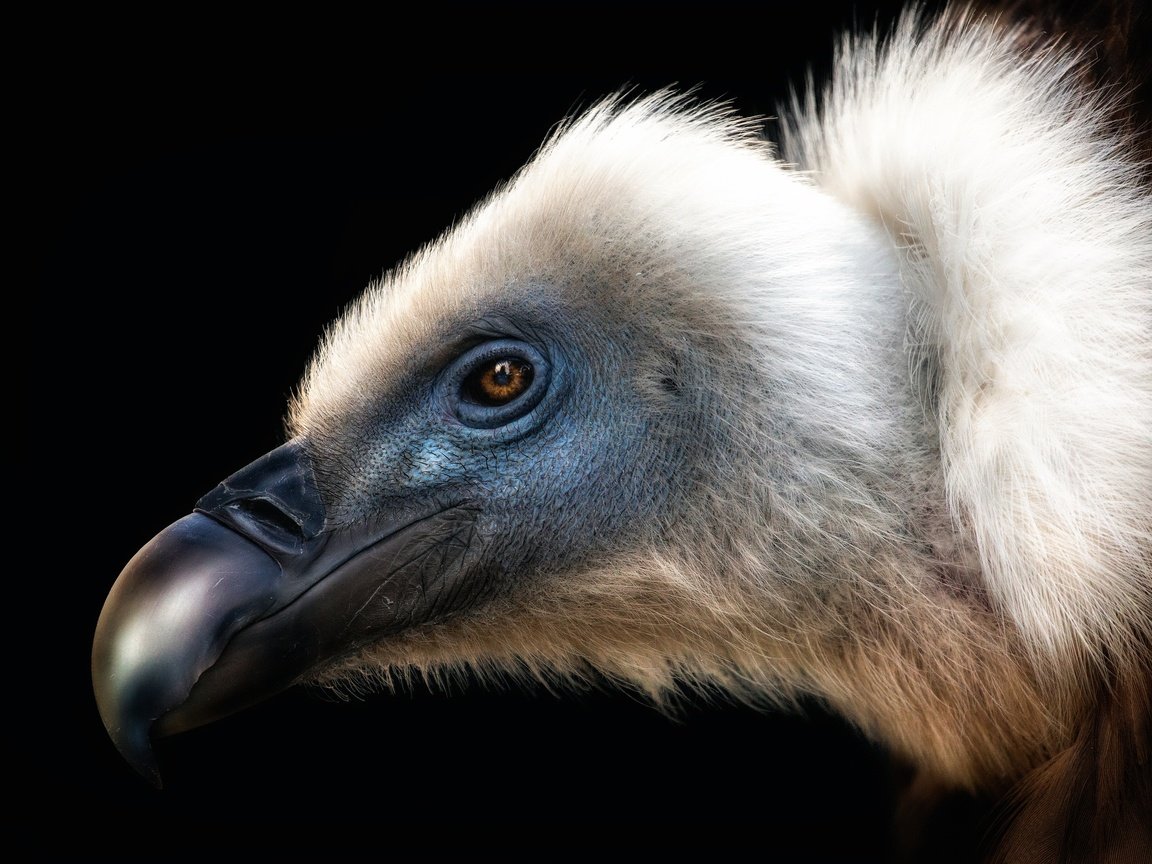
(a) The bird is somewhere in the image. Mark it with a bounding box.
[92,4,1150,861]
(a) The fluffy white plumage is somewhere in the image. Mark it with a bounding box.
[784,11,1152,670]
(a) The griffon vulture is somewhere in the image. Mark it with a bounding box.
[92,4,1151,861]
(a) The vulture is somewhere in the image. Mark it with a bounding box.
[93,4,1150,861]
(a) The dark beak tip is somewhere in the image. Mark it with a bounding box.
[92,666,165,788]
[105,724,164,788]
[92,512,282,785]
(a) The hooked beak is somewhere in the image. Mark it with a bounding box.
[92,440,477,786]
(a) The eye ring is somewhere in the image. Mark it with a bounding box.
[446,339,551,429]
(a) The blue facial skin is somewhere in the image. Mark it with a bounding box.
[92,285,718,781]
[302,296,695,628]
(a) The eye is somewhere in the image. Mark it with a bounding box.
[446,339,552,430]
[462,357,535,406]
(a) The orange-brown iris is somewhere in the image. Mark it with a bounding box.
[463,357,534,406]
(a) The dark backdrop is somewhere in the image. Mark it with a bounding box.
[25,3,952,861]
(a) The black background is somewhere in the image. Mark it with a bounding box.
[24,3,953,861]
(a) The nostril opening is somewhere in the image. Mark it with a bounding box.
[227,497,303,542]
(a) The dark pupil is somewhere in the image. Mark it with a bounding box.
[464,357,534,407]
[492,362,514,386]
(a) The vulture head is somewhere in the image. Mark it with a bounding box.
[93,6,1150,859]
